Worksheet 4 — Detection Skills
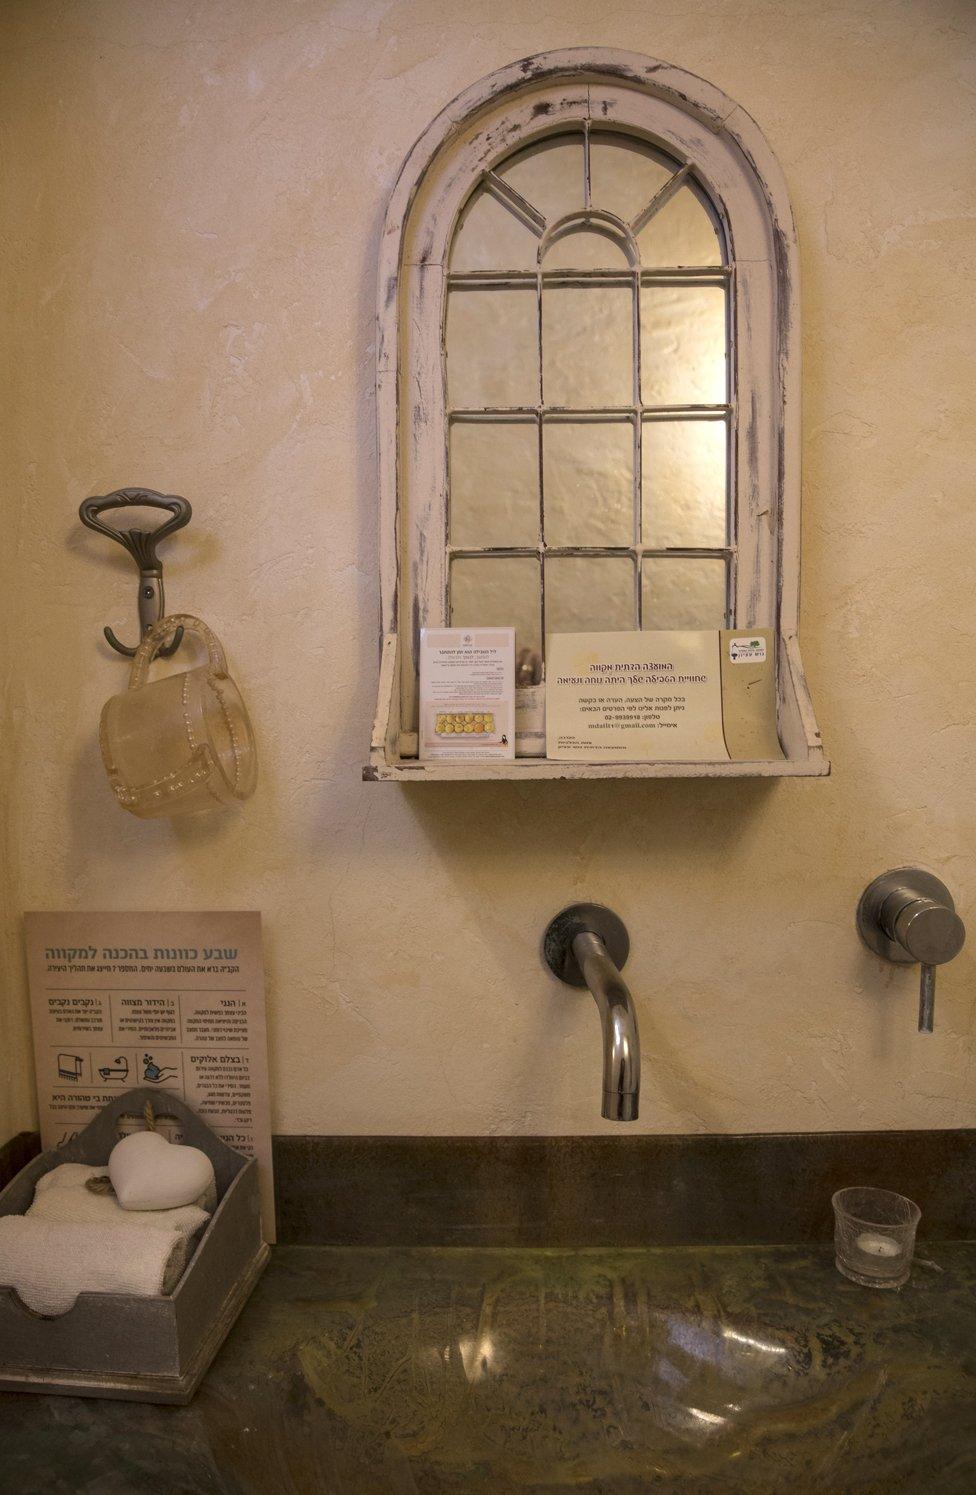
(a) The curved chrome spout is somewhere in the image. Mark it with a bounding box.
[543,903,641,1123]
[571,931,641,1121]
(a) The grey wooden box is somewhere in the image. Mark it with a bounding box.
[0,1088,269,1404]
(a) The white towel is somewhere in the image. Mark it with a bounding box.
[29,1163,211,1237]
[0,1216,188,1316]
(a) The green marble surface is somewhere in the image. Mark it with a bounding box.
[2,1242,976,1493]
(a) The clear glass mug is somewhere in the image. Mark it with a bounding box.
[99,614,257,818]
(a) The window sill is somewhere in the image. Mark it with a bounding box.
[363,757,829,782]
[365,631,829,782]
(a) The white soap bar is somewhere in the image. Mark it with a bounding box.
[108,1129,216,1212]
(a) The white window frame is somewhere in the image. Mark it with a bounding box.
[367,50,827,781]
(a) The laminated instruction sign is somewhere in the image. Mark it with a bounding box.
[24,911,275,1239]
[546,629,783,763]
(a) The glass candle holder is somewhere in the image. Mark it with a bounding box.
[832,1187,921,1289]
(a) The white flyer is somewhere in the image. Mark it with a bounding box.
[419,627,515,760]
[24,911,275,1240]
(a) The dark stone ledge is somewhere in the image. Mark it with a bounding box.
[7,1128,974,1248]
[272,1131,976,1248]
[0,1131,41,1191]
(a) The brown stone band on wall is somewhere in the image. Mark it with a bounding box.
[4,1129,975,1246]
[273,1131,976,1247]
[0,1132,41,1191]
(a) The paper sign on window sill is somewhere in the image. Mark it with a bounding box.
[545,629,783,763]
[419,627,515,761]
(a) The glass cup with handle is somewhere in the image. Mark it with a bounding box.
[99,613,257,818]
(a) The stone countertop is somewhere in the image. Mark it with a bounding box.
[2,1242,976,1494]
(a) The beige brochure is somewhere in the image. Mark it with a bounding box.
[546,629,783,762]
[24,911,275,1240]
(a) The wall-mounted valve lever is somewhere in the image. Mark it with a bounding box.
[857,869,966,1032]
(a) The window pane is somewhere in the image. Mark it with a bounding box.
[637,184,724,266]
[450,184,539,273]
[642,419,727,548]
[642,557,727,629]
[543,285,633,408]
[496,135,584,226]
[588,133,675,226]
[640,284,727,406]
[447,286,538,408]
[544,419,633,547]
[450,419,538,548]
[546,555,636,635]
[543,226,631,271]
[451,555,542,663]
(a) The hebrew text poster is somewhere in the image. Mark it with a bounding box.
[24,911,274,1239]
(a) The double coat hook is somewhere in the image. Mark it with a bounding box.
[79,487,192,657]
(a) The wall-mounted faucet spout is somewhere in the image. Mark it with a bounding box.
[572,931,640,1120]
[543,904,641,1122]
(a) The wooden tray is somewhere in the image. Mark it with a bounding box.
[0,1088,269,1404]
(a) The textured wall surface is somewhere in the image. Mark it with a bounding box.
[1,0,974,1141]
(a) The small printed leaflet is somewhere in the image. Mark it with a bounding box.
[420,627,515,761]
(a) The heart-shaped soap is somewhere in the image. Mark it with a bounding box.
[108,1129,215,1211]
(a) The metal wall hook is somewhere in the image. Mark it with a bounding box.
[79,488,192,657]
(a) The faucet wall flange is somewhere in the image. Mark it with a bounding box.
[543,903,630,988]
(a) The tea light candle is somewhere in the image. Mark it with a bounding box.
[855,1232,901,1257]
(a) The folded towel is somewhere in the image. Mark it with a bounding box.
[29,1164,211,1237]
[36,1160,217,1213]
[0,1216,187,1315]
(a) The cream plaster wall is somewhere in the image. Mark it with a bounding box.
[2,0,974,1142]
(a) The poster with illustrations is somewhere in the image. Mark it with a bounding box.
[24,911,274,1239]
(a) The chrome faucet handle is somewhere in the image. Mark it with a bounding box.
[857,869,966,1032]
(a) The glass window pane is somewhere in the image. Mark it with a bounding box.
[544,419,633,547]
[450,184,539,273]
[543,285,633,408]
[642,419,727,548]
[496,135,584,226]
[588,133,675,226]
[640,284,727,406]
[451,556,542,664]
[450,419,539,548]
[445,285,538,409]
[543,226,631,271]
[447,286,538,408]
[642,557,727,629]
[637,184,724,266]
[546,556,636,635]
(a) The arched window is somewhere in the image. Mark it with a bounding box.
[367,51,827,781]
